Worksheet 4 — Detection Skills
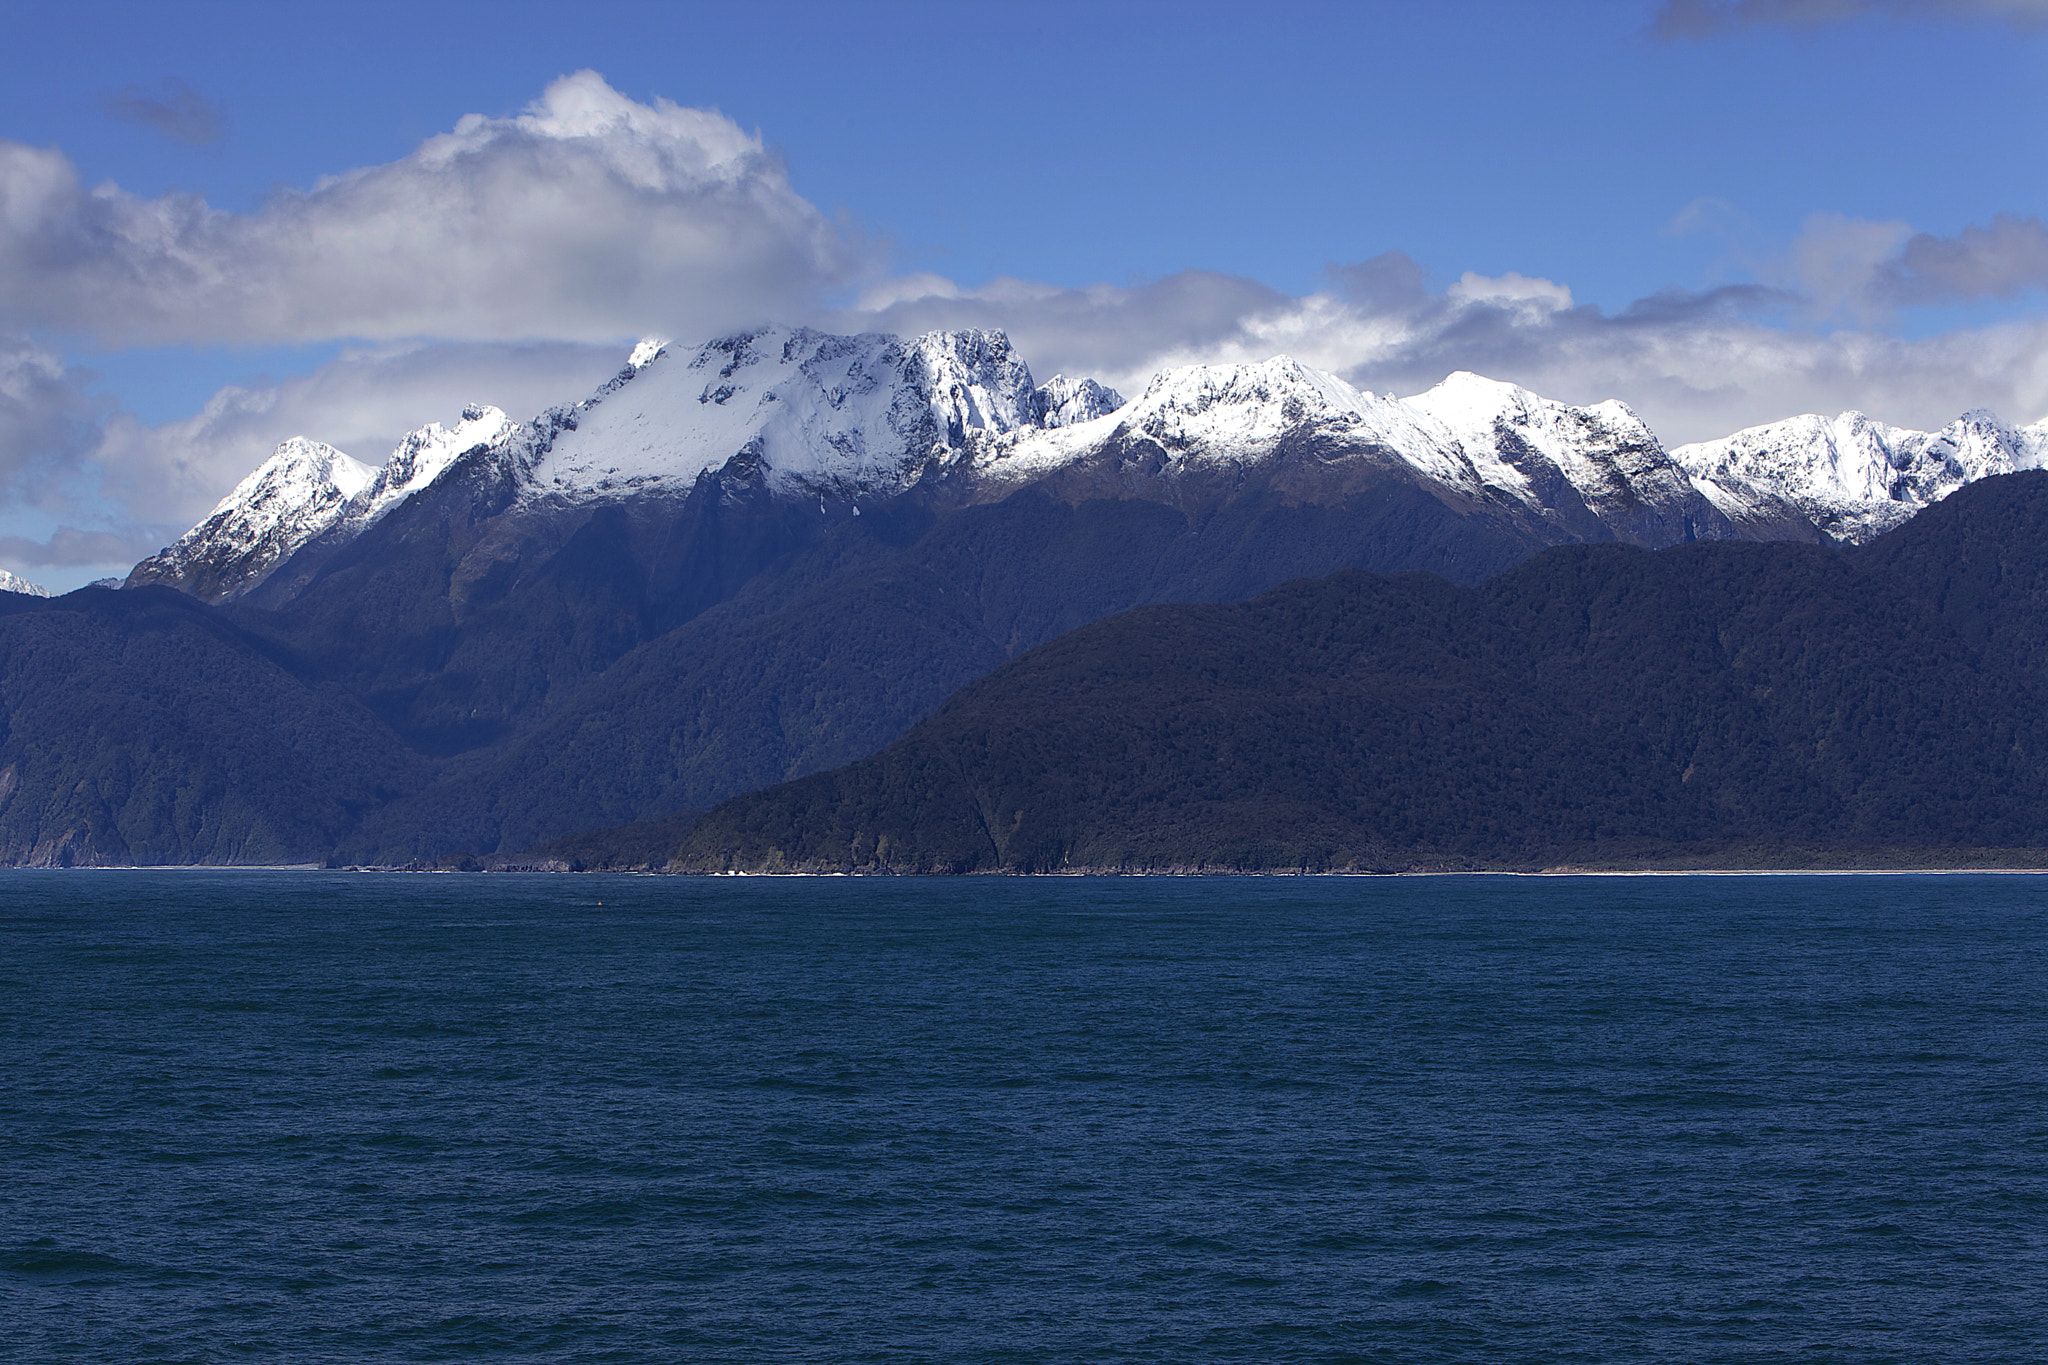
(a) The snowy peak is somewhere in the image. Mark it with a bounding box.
[1036,374,1123,428]
[128,407,508,603]
[1408,371,1659,468]
[235,436,377,509]
[128,322,2048,608]
[130,326,1129,604]
[0,568,50,597]
[350,403,514,531]
[1673,407,2048,542]
[1134,356,1366,423]
[380,404,512,504]
[1100,356,1467,477]
[1404,370,1705,525]
[1676,411,1919,509]
[1919,409,2048,490]
[518,325,1071,502]
[127,437,378,600]
[905,329,1043,443]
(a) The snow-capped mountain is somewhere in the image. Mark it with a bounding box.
[126,438,376,602]
[1674,409,2048,543]
[126,407,512,603]
[968,361,1743,548]
[1406,372,1734,545]
[507,326,1077,505]
[0,569,50,597]
[49,322,2048,869]
[123,323,2048,605]
[131,327,1110,603]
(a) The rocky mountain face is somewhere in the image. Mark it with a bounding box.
[7,325,2045,865]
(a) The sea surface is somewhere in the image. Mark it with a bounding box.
[4,872,2046,1363]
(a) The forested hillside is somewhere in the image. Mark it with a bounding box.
[675,472,2048,873]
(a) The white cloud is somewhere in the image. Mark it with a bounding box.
[0,71,865,347]
[1764,211,2048,319]
[1445,271,1574,312]
[837,270,1297,395]
[0,525,153,573]
[1877,213,2048,304]
[1782,212,1914,318]
[0,335,103,507]
[1664,196,1747,239]
[852,273,965,312]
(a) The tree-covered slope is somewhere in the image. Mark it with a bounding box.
[676,472,2048,873]
[0,588,430,865]
[352,474,1572,861]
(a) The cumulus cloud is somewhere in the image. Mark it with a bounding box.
[0,71,864,346]
[1768,212,2048,317]
[1653,0,2048,35]
[1445,271,1575,312]
[1876,213,2048,304]
[99,78,225,145]
[1781,212,1914,318]
[0,335,105,505]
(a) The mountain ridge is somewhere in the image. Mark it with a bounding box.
[118,327,2048,609]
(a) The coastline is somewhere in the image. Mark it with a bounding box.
[10,863,2048,877]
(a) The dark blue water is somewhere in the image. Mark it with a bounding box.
[5,872,2046,1363]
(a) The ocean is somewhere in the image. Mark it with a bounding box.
[4,871,2044,1363]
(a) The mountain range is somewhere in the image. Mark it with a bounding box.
[3,324,2044,866]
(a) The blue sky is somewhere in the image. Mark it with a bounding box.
[3,0,2047,589]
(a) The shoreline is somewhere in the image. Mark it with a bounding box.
[10,864,2048,877]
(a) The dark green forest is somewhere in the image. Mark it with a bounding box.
[671,472,2048,873]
